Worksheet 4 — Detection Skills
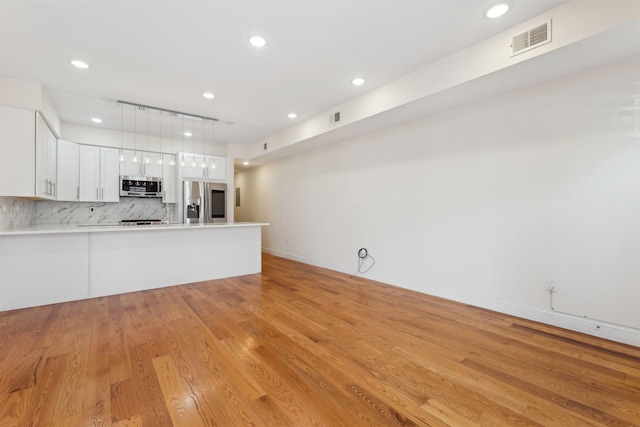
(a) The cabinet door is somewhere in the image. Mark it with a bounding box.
[35,112,57,199]
[181,153,206,179]
[208,156,227,180]
[162,154,177,203]
[57,140,80,201]
[0,106,35,197]
[141,151,163,178]
[79,145,100,201]
[100,147,120,202]
[119,149,142,176]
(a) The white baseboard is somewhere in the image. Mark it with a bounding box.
[263,247,640,347]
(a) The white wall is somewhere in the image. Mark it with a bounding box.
[235,57,640,345]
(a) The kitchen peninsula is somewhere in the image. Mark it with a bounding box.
[0,222,268,311]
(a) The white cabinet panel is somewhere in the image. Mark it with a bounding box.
[79,145,100,201]
[90,227,262,297]
[209,156,227,180]
[162,154,177,203]
[0,234,89,310]
[180,153,227,180]
[120,150,163,177]
[79,146,119,202]
[57,139,80,201]
[181,153,206,179]
[35,112,57,199]
[0,106,35,197]
[100,147,120,202]
[119,149,141,176]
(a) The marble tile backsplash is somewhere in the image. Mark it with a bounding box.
[36,198,177,225]
[0,197,37,229]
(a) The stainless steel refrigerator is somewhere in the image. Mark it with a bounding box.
[183,181,227,224]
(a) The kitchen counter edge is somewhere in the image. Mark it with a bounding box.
[0,222,269,236]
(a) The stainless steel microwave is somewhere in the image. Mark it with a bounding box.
[120,175,163,197]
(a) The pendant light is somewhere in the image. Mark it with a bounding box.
[132,106,139,164]
[190,117,197,168]
[180,114,186,167]
[119,103,126,162]
[210,118,216,169]
[156,109,162,165]
[144,108,151,164]
[200,118,207,168]
[169,113,176,166]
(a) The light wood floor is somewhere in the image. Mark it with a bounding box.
[0,254,639,426]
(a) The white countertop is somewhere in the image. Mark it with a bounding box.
[0,222,269,236]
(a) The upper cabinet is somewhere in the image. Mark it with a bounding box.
[79,146,120,202]
[180,153,226,181]
[120,150,163,178]
[162,154,177,203]
[0,107,59,199]
[0,106,36,197]
[57,139,80,201]
[35,112,58,200]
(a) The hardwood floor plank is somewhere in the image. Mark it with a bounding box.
[128,342,172,427]
[21,354,69,426]
[77,297,110,426]
[0,253,638,426]
[111,378,140,423]
[151,354,207,427]
[109,295,133,384]
[52,332,90,422]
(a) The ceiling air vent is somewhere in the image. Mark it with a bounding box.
[511,19,552,57]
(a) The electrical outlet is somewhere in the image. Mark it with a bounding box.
[546,278,558,292]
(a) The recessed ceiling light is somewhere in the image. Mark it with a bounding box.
[91,117,103,123]
[352,77,365,86]
[70,59,89,69]
[486,4,509,18]
[184,131,192,137]
[242,161,250,166]
[249,36,266,47]
[288,113,297,119]
[203,92,215,99]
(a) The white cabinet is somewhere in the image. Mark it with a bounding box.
[100,148,120,202]
[57,139,80,201]
[180,153,226,180]
[0,233,90,310]
[0,106,35,197]
[209,156,227,180]
[181,153,206,179]
[35,111,57,199]
[79,146,120,202]
[120,150,163,177]
[162,154,177,203]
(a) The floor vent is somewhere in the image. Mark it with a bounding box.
[511,19,552,56]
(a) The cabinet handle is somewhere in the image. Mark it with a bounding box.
[76,187,79,200]
[52,182,56,197]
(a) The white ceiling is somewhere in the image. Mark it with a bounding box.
[0,0,569,146]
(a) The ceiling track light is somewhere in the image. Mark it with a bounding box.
[116,100,218,123]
